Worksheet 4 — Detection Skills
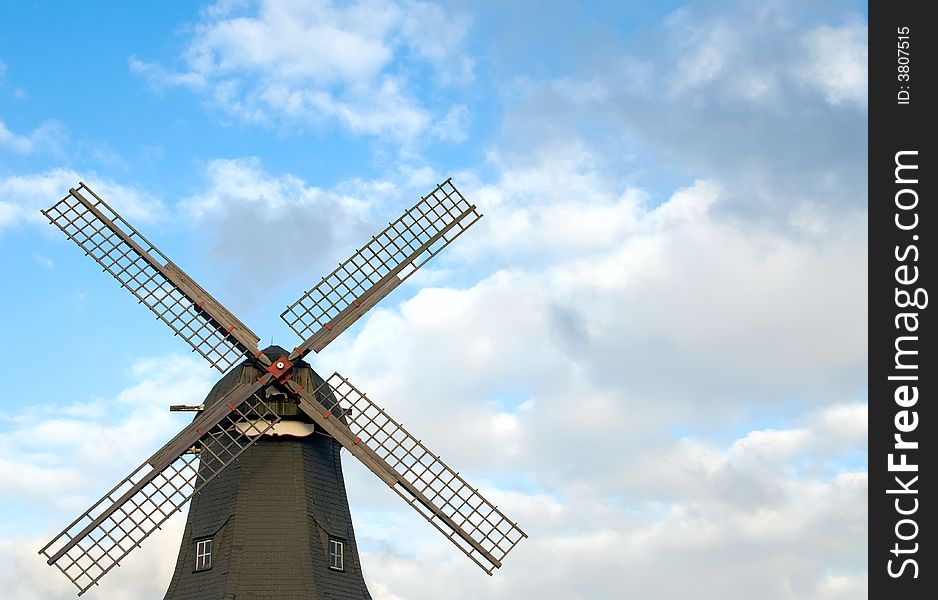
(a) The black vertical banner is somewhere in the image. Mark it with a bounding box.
[870,2,934,597]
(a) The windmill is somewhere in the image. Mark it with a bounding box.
[37,180,527,598]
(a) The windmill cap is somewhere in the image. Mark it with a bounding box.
[257,344,296,362]
[195,344,337,425]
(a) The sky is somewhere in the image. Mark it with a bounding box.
[0,1,868,598]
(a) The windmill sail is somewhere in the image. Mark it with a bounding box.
[42,183,261,372]
[288,374,527,574]
[281,179,482,353]
[39,384,278,595]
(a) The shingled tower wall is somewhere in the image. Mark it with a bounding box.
[163,347,372,600]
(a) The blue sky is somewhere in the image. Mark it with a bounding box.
[2,2,866,599]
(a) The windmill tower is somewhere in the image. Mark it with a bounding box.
[37,180,526,598]
[162,348,373,599]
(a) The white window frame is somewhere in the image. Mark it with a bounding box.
[195,538,212,571]
[328,538,345,571]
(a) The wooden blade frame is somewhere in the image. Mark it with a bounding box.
[281,179,482,354]
[41,183,261,373]
[284,373,527,574]
[39,383,278,595]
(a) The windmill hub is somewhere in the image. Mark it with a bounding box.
[265,353,294,380]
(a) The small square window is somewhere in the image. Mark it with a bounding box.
[329,539,345,571]
[195,538,212,571]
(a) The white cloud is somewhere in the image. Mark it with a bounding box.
[430,104,470,142]
[325,146,865,427]
[177,157,387,307]
[0,169,163,233]
[0,355,214,507]
[347,405,866,600]
[32,252,55,269]
[185,1,395,83]
[128,56,207,89]
[398,0,473,83]
[799,20,868,106]
[0,119,64,154]
[495,3,867,225]
[0,520,186,600]
[256,75,431,137]
[181,156,371,219]
[0,355,213,599]
[300,139,868,598]
[131,0,473,140]
[668,17,737,93]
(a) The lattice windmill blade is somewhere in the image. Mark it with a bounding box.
[39,382,279,596]
[41,183,263,372]
[284,373,527,574]
[281,179,482,354]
